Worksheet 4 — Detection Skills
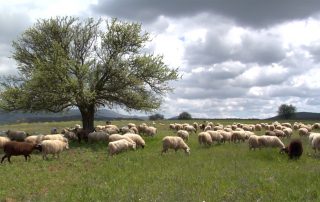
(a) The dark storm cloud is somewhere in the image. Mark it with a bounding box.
[93,0,320,27]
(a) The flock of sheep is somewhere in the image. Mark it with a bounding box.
[0,120,319,163]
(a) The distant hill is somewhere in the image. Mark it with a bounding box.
[0,109,148,124]
[267,112,320,120]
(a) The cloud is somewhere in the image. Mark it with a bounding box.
[93,0,320,27]
[185,26,286,66]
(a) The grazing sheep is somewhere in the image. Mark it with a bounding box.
[50,128,58,134]
[184,125,196,134]
[1,141,42,163]
[108,134,135,144]
[43,134,68,143]
[255,124,262,131]
[130,127,139,134]
[273,129,286,138]
[282,122,292,128]
[176,130,189,141]
[25,135,44,144]
[199,124,206,131]
[231,131,248,143]
[281,139,303,159]
[88,131,109,143]
[41,140,69,159]
[127,123,136,129]
[309,133,320,144]
[161,136,190,155]
[6,130,28,142]
[108,139,136,156]
[0,136,10,148]
[74,124,81,129]
[193,122,199,131]
[105,127,119,135]
[298,128,309,137]
[95,125,106,131]
[145,126,157,137]
[265,130,276,136]
[248,135,261,150]
[123,133,145,148]
[258,135,285,150]
[220,131,232,143]
[206,130,223,144]
[283,128,293,138]
[198,132,213,146]
[311,135,320,153]
[74,128,90,143]
[120,126,134,134]
[204,126,212,131]
[62,131,77,141]
[312,123,320,130]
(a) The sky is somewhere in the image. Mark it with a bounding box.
[1,0,320,119]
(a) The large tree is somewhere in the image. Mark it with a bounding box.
[277,104,296,119]
[0,17,179,130]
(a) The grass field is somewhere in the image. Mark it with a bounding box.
[0,119,320,201]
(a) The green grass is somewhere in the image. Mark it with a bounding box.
[0,120,320,201]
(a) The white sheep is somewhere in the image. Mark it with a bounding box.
[95,125,106,131]
[299,128,309,137]
[231,131,248,143]
[41,140,69,159]
[258,135,285,149]
[43,134,68,143]
[123,133,145,148]
[145,126,157,137]
[311,135,320,153]
[0,136,10,148]
[220,131,232,143]
[161,136,190,155]
[108,139,136,156]
[309,133,320,144]
[105,127,119,135]
[176,130,189,141]
[198,132,213,146]
[108,134,135,144]
[206,130,223,144]
[248,135,261,150]
[127,123,136,128]
[283,128,293,138]
[184,125,196,134]
[88,131,109,143]
[24,135,44,144]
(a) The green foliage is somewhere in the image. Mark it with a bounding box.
[278,104,297,119]
[178,111,192,120]
[0,120,320,201]
[149,113,164,120]
[0,17,179,129]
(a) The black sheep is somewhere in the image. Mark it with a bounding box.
[281,139,303,159]
[1,141,42,163]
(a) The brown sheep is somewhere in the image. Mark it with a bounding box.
[1,141,42,163]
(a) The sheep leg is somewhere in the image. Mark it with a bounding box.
[1,154,8,163]
[7,155,11,163]
[24,155,28,161]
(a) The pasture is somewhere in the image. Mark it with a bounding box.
[0,120,320,201]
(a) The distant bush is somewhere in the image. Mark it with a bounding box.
[149,113,164,120]
[178,112,192,120]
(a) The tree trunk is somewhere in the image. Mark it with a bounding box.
[79,105,95,132]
